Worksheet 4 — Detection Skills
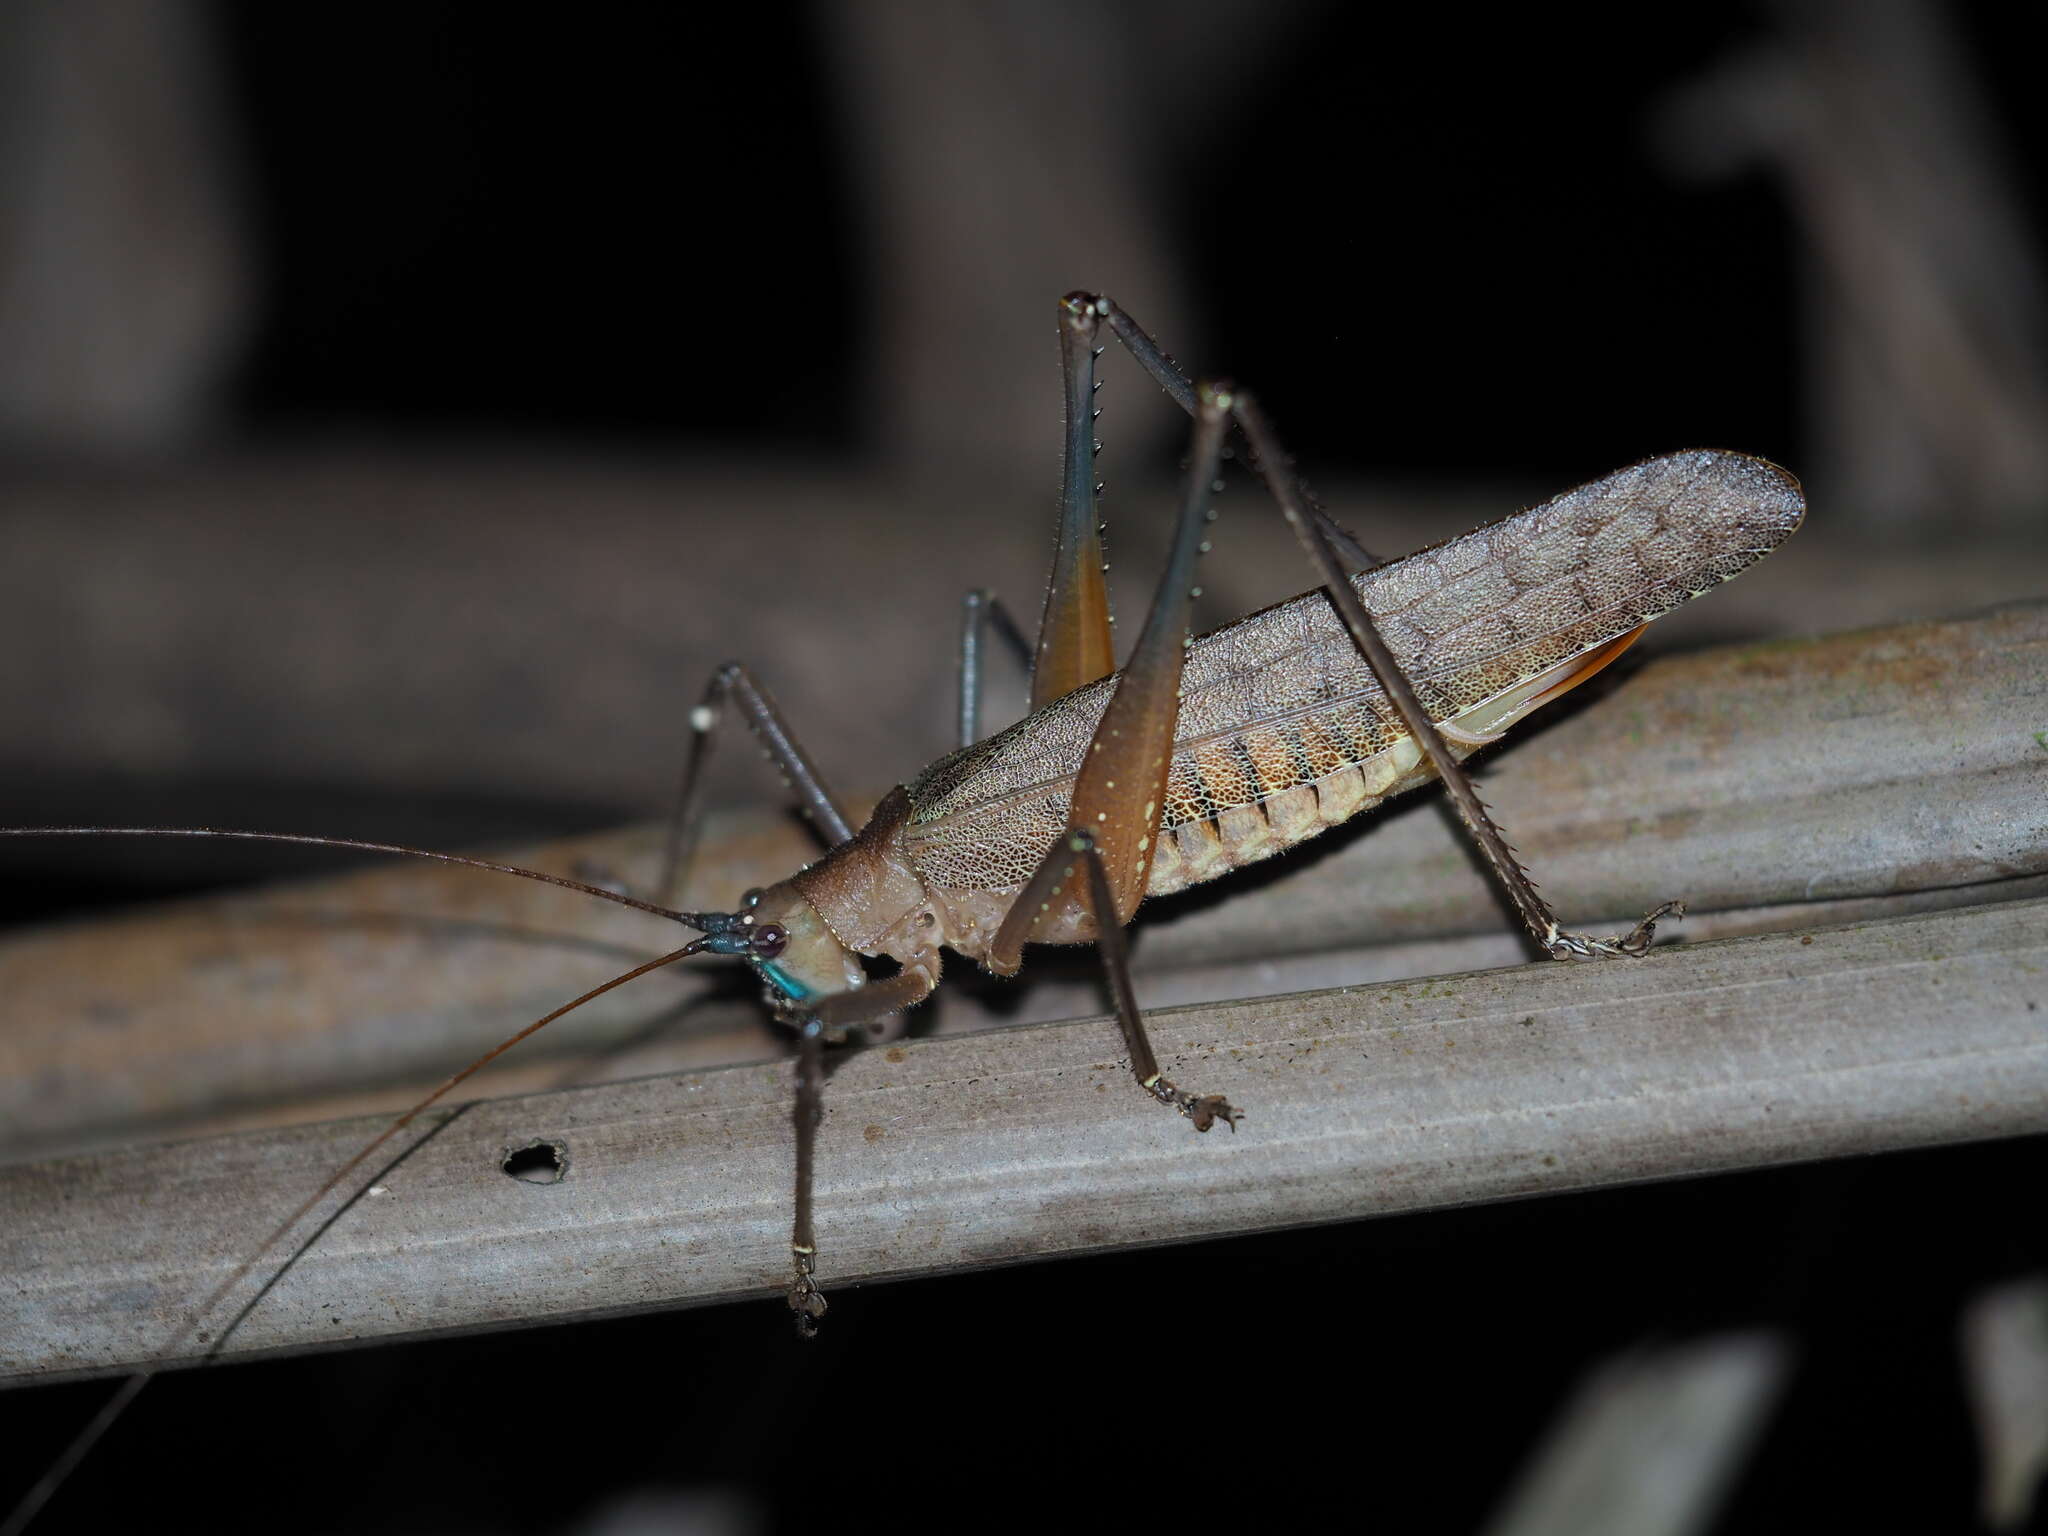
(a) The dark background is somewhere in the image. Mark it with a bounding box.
[2,3,2045,1533]
[220,4,1801,471]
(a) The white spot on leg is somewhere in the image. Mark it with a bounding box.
[690,705,715,733]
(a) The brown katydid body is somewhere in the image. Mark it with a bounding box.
[0,295,1804,1533]
[671,297,1798,1331]
[753,448,1805,1026]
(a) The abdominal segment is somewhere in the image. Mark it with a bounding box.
[1145,626,1642,897]
[1145,723,1432,896]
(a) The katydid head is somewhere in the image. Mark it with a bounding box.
[680,880,864,1017]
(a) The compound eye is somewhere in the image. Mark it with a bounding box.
[752,923,788,959]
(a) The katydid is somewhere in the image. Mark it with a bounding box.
[0,291,1802,1533]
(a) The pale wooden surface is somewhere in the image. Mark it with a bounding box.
[3,602,2043,1157]
[2,895,2042,1384]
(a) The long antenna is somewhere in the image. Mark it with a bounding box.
[0,939,710,1536]
[0,826,698,924]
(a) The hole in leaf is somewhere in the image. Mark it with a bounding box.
[501,1138,568,1185]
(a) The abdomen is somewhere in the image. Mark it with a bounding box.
[902,450,1803,909]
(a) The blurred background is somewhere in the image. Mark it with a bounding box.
[1,2,2045,1533]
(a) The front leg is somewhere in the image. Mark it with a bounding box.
[779,963,939,1334]
[786,1026,829,1337]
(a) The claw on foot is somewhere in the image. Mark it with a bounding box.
[1546,899,1686,961]
[1149,1077,1241,1132]
[1184,1093,1240,1133]
[787,1256,828,1339]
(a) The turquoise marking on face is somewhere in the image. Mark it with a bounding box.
[756,958,811,1002]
